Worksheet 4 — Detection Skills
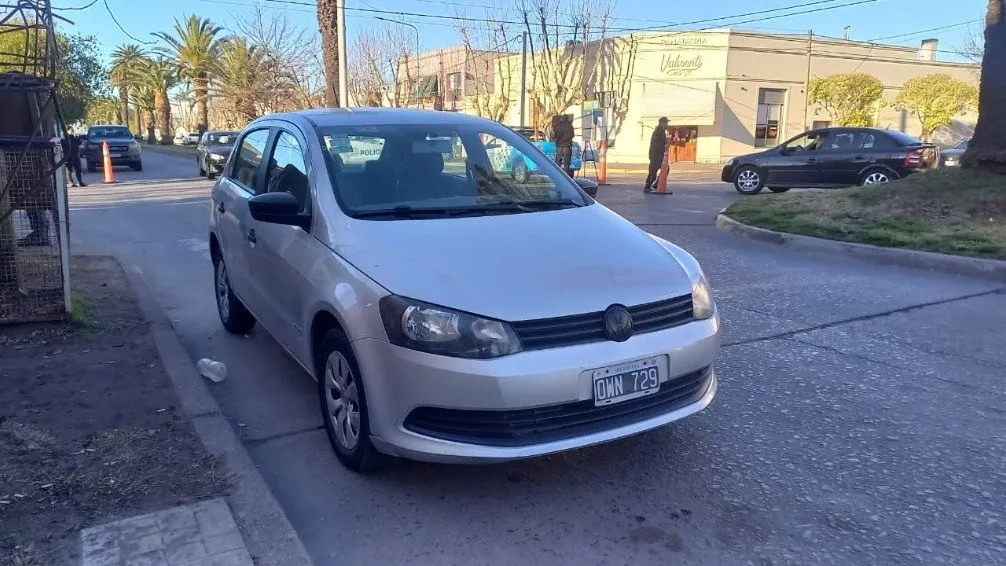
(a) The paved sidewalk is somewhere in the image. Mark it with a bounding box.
[81,499,253,566]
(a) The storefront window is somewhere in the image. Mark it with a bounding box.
[755,89,786,147]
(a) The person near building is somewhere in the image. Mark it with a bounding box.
[61,127,85,187]
[644,117,670,194]
[553,114,575,177]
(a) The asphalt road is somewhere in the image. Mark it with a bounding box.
[70,149,1006,566]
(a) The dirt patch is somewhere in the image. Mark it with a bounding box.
[0,256,231,566]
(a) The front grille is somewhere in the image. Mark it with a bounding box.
[403,366,712,447]
[511,294,693,350]
[108,145,129,152]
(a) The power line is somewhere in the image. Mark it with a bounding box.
[52,0,100,10]
[102,0,156,44]
[866,19,982,42]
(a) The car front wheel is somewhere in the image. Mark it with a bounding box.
[512,161,529,184]
[733,166,764,195]
[317,329,384,473]
[131,160,143,172]
[213,256,256,334]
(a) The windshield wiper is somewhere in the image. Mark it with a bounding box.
[490,198,584,209]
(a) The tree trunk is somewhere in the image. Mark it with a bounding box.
[317,0,340,107]
[118,87,130,128]
[963,0,1006,172]
[156,90,172,144]
[194,75,210,134]
[145,109,156,144]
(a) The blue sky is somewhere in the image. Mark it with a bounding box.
[56,0,987,63]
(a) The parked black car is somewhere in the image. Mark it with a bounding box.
[83,125,142,172]
[721,127,936,195]
[941,138,969,167]
[196,131,239,179]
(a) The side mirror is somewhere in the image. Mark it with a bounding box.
[248,192,310,229]
[573,177,599,198]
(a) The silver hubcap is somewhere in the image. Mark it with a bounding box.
[216,261,230,321]
[737,169,760,190]
[325,352,361,451]
[863,172,889,185]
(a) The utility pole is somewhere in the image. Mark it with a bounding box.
[336,0,348,107]
[520,31,528,127]
[803,29,813,131]
[843,26,851,40]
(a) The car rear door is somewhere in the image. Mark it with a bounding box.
[817,129,865,186]
[244,127,318,351]
[212,127,272,313]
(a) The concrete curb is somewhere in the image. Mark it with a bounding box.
[110,253,314,566]
[716,213,1006,283]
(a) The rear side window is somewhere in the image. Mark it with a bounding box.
[883,130,923,147]
[232,129,270,192]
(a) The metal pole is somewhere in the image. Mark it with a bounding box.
[803,29,813,131]
[336,0,349,107]
[520,31,528,127]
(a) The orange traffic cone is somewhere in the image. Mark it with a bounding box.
[654,148,672,194]
[101,141,117,184]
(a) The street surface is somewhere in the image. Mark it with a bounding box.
[70,149,1006,565]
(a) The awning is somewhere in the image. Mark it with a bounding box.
[640,81,717,126]
[417,75,438,99]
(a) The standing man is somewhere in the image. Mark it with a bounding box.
[553,114,575,177]
[61,128,86,187]
[644,117,670,194]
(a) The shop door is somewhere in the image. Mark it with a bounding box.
[668,126,698,163]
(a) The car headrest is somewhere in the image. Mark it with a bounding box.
[406,152,444,176]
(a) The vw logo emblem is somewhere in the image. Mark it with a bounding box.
[603,305,634,342]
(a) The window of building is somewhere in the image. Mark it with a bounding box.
[448,72,462,91]
[755,89,786,147]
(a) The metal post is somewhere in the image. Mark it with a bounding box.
[336,0,349,107]
[803,29,813,131]
[520,31,528,127]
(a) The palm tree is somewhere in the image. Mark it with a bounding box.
[316,0,340,107]
[154,16,225,134]
[214,38,265,126]
[963,0,1006,172]
[139,58,179,144]
[110,44,147,131]
[131,82,157,144]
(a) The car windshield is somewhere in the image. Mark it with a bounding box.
[317,122,590,219]
[954,139,969,150]
[89,127,131,139]
[208,133,237,145]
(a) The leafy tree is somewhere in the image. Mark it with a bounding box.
[213,38,264,126]
[963,0,1006,172]
[131,81,157,143]
[138,58,178,143]
[892,73,978,141]
[110,44,147,130]
[154,16,225,133]
[808,72,884,127]
[85,96,121,124]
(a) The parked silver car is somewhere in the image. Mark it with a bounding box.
[208,108,720,472]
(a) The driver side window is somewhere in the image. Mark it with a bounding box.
[785,132,827,151]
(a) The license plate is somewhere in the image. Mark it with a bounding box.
[592,357,662,407]
[110,153,123,158]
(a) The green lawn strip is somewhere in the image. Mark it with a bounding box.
[724,168,1006,260]
[140,142,198,156]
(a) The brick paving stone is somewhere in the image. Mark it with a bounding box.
[81,499,253,566]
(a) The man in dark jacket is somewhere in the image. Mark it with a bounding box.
[644,117,670,194]
[552,114,575,177]
[61,127,85,187]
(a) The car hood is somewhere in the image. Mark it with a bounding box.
[207,145,234,155]
[333,205,694,321]
[735,148,775,161]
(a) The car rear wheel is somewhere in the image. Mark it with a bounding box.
[859,168,895,186]
[213,256,256,334]
[768,187,790,193]
[512,161,529,184]
[733,166,764,195]
[317,329,384,473]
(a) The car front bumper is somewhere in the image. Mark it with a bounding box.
[354,312,720,463]
[720,163,736,182]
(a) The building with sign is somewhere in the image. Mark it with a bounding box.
[493,29,978,164]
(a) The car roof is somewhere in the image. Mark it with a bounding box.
[256,107,501,130]
[88,124,129,129]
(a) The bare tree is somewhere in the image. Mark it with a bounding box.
[589,33,639,142]
[455,6,517,122]
[520,0,614,134]
[347,24,415,108]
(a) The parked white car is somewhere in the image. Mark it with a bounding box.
[208,108,720,472]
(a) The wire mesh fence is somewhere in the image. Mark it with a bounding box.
[0,0,57,90]
[0,138,67,323]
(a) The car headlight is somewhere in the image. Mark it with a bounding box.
[691,274,714,320]
[210,153,226,161]
[725,158,736,167]
[379,296,522,359]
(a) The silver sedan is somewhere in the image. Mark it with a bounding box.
[208,108,720,472]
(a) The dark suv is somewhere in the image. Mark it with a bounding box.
[721,127,935,194]
[83,125,142,172]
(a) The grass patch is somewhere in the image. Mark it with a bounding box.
[724,168,1006,260]
[140,142,197,156]
[69,294,94,329]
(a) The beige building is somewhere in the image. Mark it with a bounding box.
[493,29,978,164]
[397,45,512,114]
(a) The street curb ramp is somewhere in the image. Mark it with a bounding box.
[115,254,315,566]
[716,213,1006,284]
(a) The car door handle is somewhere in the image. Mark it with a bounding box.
[806,157,818,163]
[246,229,257,246]
[216,201,225,214]
[852,155,868,161]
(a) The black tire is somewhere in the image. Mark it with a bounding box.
[733,165,764,195]
[207,169,217,181]
[316,328,384,473]
[213,255,256,334]
[131,160,143,172]
[768,187,790,193]
[858,167,896,186]
[87,160,97,173]
[512,161,529,184]
[198,158,206,177]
